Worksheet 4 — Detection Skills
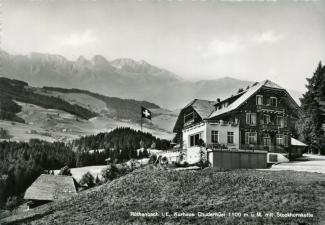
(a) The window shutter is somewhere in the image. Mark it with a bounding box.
[246,113,250,124]
[284,117,288,127]
[245,132,249,144]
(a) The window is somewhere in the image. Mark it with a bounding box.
[256,95,263,105]
[184,112,194,124]
[245,132,257,144]
[284,135,289,147]
[263,114,271,124]
[277,116,284,128]
[246,113,257,125]
[263,135,270,146]
[276,134,284,146]
[211,130,219,143]
[189,133,201,147]
[270,97,277,107]
[269,154,278,162]
[227,132,234,144]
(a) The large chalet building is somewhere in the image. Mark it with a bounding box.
[173,80,303,165]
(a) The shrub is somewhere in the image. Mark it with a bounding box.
[80,172,95,188]
[101,164,134,182]
[149,154,158,164]
[0,128,11,139]
[58,166,72,176]
[101,165,120,182]
[4,196,21,211]
[95,175,102,185]
[196,160,211,170]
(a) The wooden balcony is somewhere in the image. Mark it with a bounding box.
[260,124,282,131]
[184,119,194,127]
[257,105,285,114]
[240,144,286,153]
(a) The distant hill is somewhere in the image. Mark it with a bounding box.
[0,50,302,109]
[0,77,177,142]
[0,77,96,122]
[41,86,159,122]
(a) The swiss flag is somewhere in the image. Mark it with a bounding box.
[141,106,152,120]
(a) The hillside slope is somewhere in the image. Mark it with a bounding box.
[0,77,96,121]
[0,77,177,141]
[3,168,324,225]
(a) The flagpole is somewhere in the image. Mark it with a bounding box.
[140,107,143,132]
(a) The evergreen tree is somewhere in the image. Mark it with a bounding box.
[299,62,325,154]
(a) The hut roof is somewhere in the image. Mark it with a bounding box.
[24,174,77,201]
[291,138,308,147]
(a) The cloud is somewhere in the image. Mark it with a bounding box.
[194,30,284,59]
[209,38,244,55]
[194,37,245,58]
[52,30,97,47]
[251,30,284,44]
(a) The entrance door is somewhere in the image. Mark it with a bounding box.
[263,135,271,151]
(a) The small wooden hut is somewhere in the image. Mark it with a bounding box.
[24,174,77,208]
[290,138,308,158]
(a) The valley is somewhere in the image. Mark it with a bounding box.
[0,77,177,142]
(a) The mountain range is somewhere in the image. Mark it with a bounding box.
[0,50,303,110]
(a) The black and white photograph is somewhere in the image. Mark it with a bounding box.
[0,0,324,224]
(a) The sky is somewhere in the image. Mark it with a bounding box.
[1,0,325,92]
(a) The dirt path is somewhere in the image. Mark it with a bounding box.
[263,154,325,174]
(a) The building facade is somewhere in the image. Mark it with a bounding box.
[173,80,301,164]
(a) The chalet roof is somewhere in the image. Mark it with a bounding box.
[291,138,308,147]
[208,80,298,119]
[172,99,216,132]
[173,80,300,133]
[24,174,77,201]
[189,99,217,119]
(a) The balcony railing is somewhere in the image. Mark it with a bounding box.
[183,119,194,127]
[260,124,282,131]
[240,144,286,153]
[257,105,285,114]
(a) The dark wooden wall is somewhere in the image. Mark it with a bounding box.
[208,150,267,169]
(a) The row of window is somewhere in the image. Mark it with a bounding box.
[244,132,289,147]
[246,113,286,127]
[211,130,234,144]
[189,131,289,147]
[256,95,277,106]
[189,131,234,147]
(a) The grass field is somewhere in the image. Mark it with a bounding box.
[2,168,325,225]
[54,165,107,182]
[0,101,175,143]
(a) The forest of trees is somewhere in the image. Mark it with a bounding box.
[0,127,171,209]
[0,139,76,209]
[297,62,325,155]
[0,96,25,123]
[73,127,171,167]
